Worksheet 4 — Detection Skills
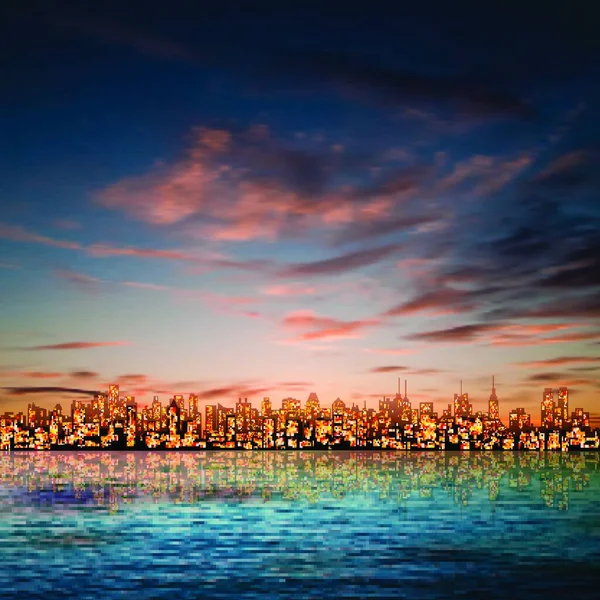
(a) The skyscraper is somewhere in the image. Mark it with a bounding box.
[509,408,531,431]
[558,387,569,426]
[188,394,199,419]
[108,384,119,422]
[454,382,472,418]
[305,393,319,418]
[261,397,272,417]
[401,380,411,422]
[541,388,555,428]
[489,376,499,420]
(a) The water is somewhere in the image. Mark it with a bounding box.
[0,451,599,599]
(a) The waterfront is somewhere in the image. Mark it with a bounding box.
[1,451,600,599]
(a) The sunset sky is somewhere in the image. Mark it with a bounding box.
[1,0,599,424]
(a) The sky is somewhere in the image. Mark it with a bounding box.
[1,0,599,424]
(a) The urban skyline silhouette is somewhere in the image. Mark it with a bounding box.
[4,377,597,451]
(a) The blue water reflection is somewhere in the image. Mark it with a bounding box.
[0,451,599,599]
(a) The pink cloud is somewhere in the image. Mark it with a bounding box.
[363,348,416,356]
[435,153,532,196]
[87,243,205,263]
[262,283,318,297]
[0,223,81,250]
[0,371,64,379]
[384,288,474,317]
[282,309,380,342]
[514,356,600,369]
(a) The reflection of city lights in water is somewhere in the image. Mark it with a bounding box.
[1,451,600,599]
[0,451,597,511]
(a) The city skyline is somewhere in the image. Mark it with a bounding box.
[2,1,600,430]
[3,374,597,429]
[6,377,597,451]
[7,376,594,428]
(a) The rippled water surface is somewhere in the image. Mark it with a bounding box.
[1,451,599,600]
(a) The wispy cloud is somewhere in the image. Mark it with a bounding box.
[261,283,318,297]
[0,223,81,250]
[56,17,206,63]
[2,386,99,396]
[383,287,475,318]
[278,243,403,278]
[407,322,598,346]
[363,348,416,356]
[369,365,408,373]
[282,310,380,342]
[70,370,99,379]
[53,268,101,291]
[513,356,600,369]
[22,341,130,351]
[0,371,64,379]
[1,222,268,273]
[525,372,595,386]
[409,323,495,344]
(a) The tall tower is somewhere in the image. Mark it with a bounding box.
[541,388,555,428]
[401,380,411,421]
[558,387,568,421]
[489,376,499,420]
[261,396,273,417]
[454,381,471,418]
[188,394,199,419]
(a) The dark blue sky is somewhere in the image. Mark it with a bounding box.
[1,0,599,420]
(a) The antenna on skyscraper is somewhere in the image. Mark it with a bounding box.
[398,377,401,395]
[492,375,495,392]
[405,379,407,399]
[460,380,463,396]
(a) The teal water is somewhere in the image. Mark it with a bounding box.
[0,451,599,599]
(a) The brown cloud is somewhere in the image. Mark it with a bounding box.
[54,268,101,290]
[409,323,496,343]
[384,288,475,317]
[533,150,589,187]
[369,365,409,373]
[333,214,438,246]
[525,372,595,386]
[116,374,149,385]
[196,384,273,401]
[2,386,99,396]
[513,356,600,369]
[277,381,314,388]
[70,371,99,379]
[408,321,599,347]
[490,330,600,347]
[23,341,130,351]
[278,243,402,278]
